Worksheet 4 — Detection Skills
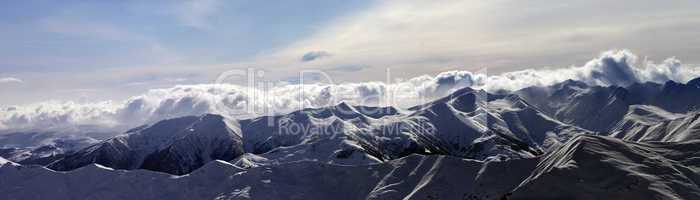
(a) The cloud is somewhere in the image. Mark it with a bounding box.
[0,77,22,84]
[0,70,484,132]
[1,50,698,133]
[484,50,700,91]
[301,51,332,62]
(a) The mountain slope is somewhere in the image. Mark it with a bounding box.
[507,135,700,200]
[515,79,700,132]
[374,88,591,161]
[0,132,100,165]
[48,114,244,175]
[0,154,536,200]
[238,102,399,165]
[486,94,591,153]
[0,156,17,166]
[47,86,596,174]
[2,76,700,199]
[611,110,700,142]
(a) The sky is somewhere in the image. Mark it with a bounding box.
[1,0,700,131]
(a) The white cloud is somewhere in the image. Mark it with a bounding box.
[484,50,700,91]
[0,69,484,132]
[1,50,698,133]
[0,77,22,84]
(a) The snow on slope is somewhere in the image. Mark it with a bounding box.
[49,102,397,174]
[0,156,19,166]
[2,77,700,199]
[48,114,244,175]
[0,131,108,149]
[230,153,271,169]
[0,132,100,164]
[369,87,591,161]
[486,94,592,153]
[46,86,595,175]
[609,105,683,141]
[31,132,700,200]
[238,102,400,165]
[507,135,700,200]
[611,110,700,142]
[0,154,536,200]
[515,78,700,132]
[366,155,538,200]
[516,81,639,132]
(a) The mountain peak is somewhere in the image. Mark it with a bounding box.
[49,114,244,175]
[558,79,588,88]
[409,87,480,111]
[334,101,354,111]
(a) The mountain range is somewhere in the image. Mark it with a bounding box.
[1,77,699,199]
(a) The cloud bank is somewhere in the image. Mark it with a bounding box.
[1,50,698,133]
[0,71,483,132]
[485,50,700,91]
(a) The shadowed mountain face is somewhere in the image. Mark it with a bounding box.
[0,154,540,200]
[2,78,700,199]
[45,86,591,174]
[508,135,700,200]
[515,78,700,132]
[48,114,245,175]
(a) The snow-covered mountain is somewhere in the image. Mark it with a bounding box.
[42,79,698,174]
[2,77,700,199]
[41,86,590,175]
[611,109,700,142]
[0,132,99,165]
[507,135,700,200]
[237,102,399,165]
[515,77,700,132]
[4,135,700,200]
[48,114,245,175]
[0,153,538,200]
[352,88,590,160]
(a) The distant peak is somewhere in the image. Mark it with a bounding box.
[331,102,364,119]
[556,79,588,89]
[334,101,354,110]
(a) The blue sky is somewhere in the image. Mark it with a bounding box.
[1,0,700,105]
[0,0,370,72]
